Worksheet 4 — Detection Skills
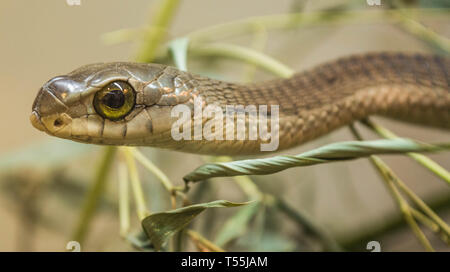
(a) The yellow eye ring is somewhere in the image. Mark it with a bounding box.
[93,81,136,120]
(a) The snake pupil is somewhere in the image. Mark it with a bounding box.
[102,90,125,109]
[93,81,135,120]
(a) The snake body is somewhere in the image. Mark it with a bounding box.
[31,52,450,155]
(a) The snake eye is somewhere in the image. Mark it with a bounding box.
[94,81,135,120]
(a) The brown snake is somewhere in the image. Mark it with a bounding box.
[30,52,450,155]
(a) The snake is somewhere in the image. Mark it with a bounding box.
[30,52,450,155]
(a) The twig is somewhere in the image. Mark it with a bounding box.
[242,23,268,82]
[189,43,294,78]
[387,9,450,54]
[349,125,435,251]
[130,147,174,192]
[362,118,450,185]
[361,120,450,238]
[71,146,117,244]
[392,177,450,238]
[135,0,181,62]
[369,155,434,252]
[122,148,149,220]
[186,230,225,252]
[118,162,130,237]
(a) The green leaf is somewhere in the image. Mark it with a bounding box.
[141,200,249,251]
[184,138,450,182]
[168,37,190,71]
[214,201,261,247]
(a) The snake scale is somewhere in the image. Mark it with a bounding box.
[31,52,450,155]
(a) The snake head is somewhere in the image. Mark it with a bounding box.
[31,62,197,146]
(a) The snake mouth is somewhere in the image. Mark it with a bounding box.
[30,111,47,132]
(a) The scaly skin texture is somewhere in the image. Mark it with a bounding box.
[31,52,450,155]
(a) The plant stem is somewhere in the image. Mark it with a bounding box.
[387,10,450,54]
[135,0,180,62]
[71,146,117,245]
[362,119,450,185]
[370,155,434,252]
[349,125,435,251]
[242,23,268,82]
[340,192,450,249]
[104,9,448,56]
[130,147,174,192]
[188,9,447,43]
[186,230,225,252]
[118,162,130,237]
[189,43,294,78]
[356,121,450,239]
[102,10,355,45]
[392,177,450,238]
[122,148,149,220]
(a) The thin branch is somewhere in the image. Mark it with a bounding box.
[369,155,434,252]
[118,162,130,237]
[71,146,117,244]
[186,230,225,252]
[362,118,450,185]
[135,0,181,62]
[130,147,174,192]
[349,125,435,251]
[122,147,149,220]
[189,43,294,78]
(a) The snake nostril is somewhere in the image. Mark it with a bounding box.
[54,118,63,127]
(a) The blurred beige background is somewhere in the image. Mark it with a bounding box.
[0,0,449,251]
